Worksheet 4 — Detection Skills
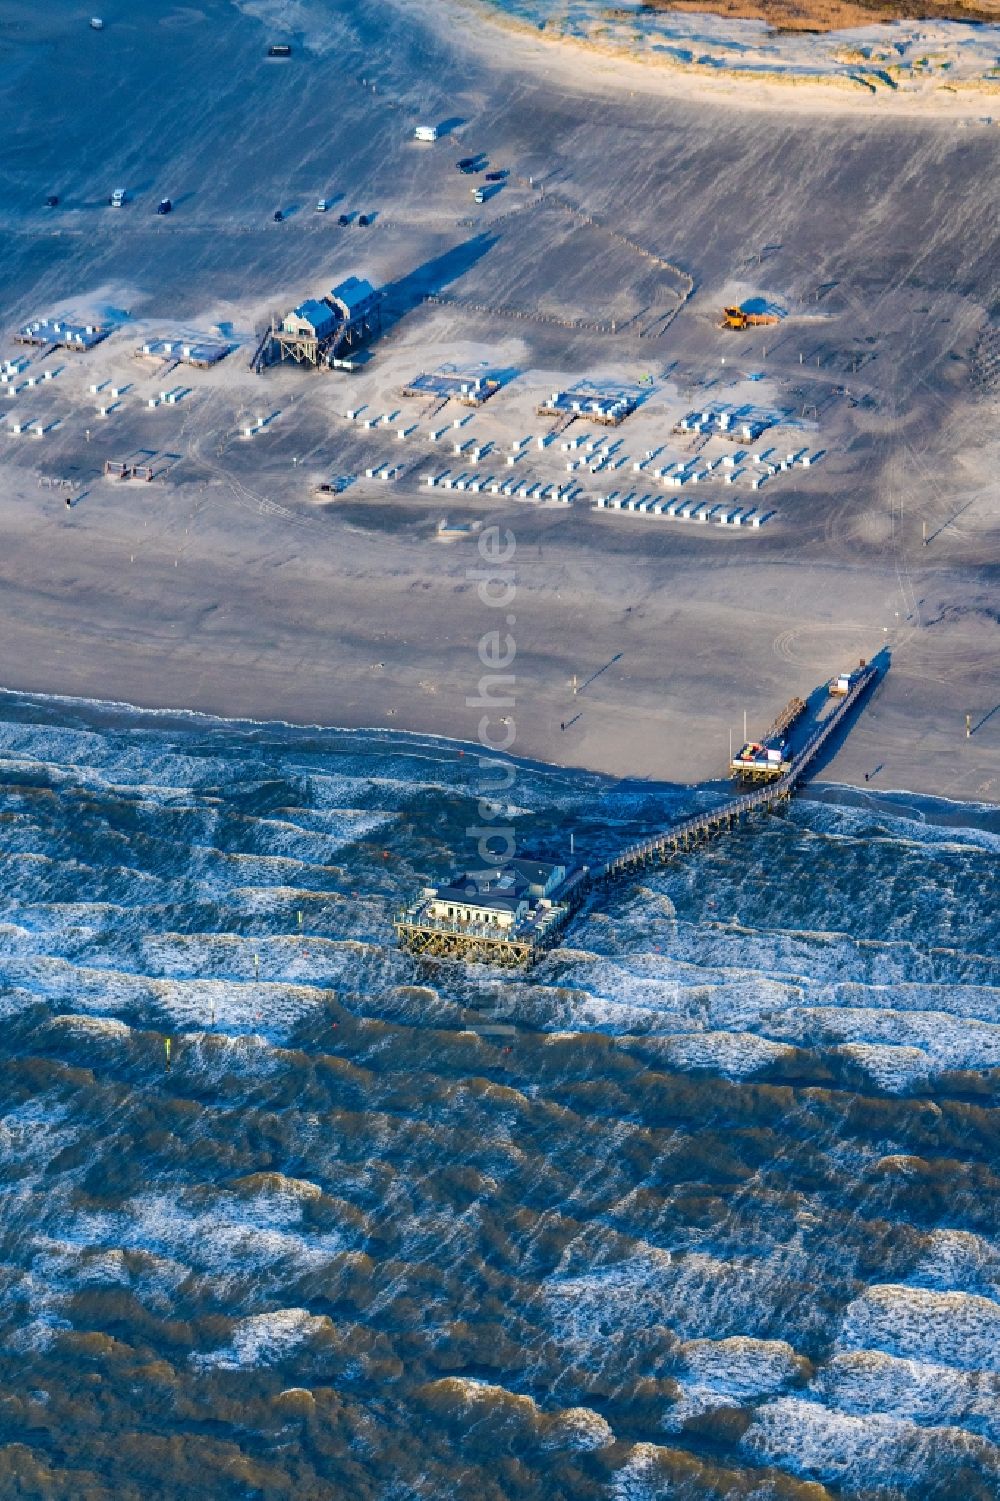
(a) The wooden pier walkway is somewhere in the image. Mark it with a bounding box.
[593,662,878,886]
[396,662,880,967]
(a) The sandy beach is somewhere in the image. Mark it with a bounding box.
[3,13,1000,1489]
[0,0,997,801]
[421,0,1000,118]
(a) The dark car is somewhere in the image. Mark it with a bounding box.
[357,213,371,226]
[273,209,283,222]
[157,198,172,215]
[485,170,507,182]
[456,156,474,171]
[46,195,59,207]
[338,213,351,225]
[267,43,291,57]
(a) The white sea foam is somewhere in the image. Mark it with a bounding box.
[545,920,1000,1080]
[542,1247,675,1367]
[431,1376,539,1417]
[611,1443,674,1501]
[0,1097,77,1176]
[541,1240,820,1367]
[49,1013,132,1039]
[542,1406,615,1451]
[0,1256,72,1353]
[800,795,1000,856]
[24,1238,189,1319]
[526,980,697,1038]
[663,1335,808,1430]
[817,1351,1000,1441]
[5,1313,72,1354]
[839,1284,1000,1372]
[192,1307,333,1369]
[0,947,377,1041]
[678,1335,806,1398]
[658,1030,792,1078]
[428,1380,615,1450]
[912,1230,1000,1298]
[744,1394,1000,1487]
[539,950,804,1038]
[71,1187,346,1292]
[231,1172,325,1217]
[2,692,999,1491]
[837,1042,934,1091]
[771,1005,1000,1072]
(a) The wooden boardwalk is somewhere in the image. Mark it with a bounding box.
[396,663,880,967]
[593,662,878,886]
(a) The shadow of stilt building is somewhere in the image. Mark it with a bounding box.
[380,233,498,335]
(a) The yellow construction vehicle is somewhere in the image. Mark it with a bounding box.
[722,305,781,331]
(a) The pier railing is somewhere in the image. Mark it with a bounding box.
[395,664,879,963]
[593,664,878,884]
[396,891,575,945]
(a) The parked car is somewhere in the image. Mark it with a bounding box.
[156,198,172,215]
[273,208,283,222]
[315,198,329,213]
[109,187,126,208]
[357,213,371,226]
[338,212,351,226]
[45,195,59,208]
[267,43,291,57]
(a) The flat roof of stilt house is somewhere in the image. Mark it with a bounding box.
[431,883,526,916]
[282,299,336,340]
[329,276,377,319]
[429,859,567,909]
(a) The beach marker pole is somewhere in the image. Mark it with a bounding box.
[164,1037,171,1071]
[966,714,971,738]
[297,910,303,928]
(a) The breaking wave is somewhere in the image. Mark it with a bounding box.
[0,689,997,1497]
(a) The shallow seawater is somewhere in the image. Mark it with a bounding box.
[0,692,997,1500]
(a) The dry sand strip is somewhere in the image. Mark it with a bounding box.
[0,456,996,803]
